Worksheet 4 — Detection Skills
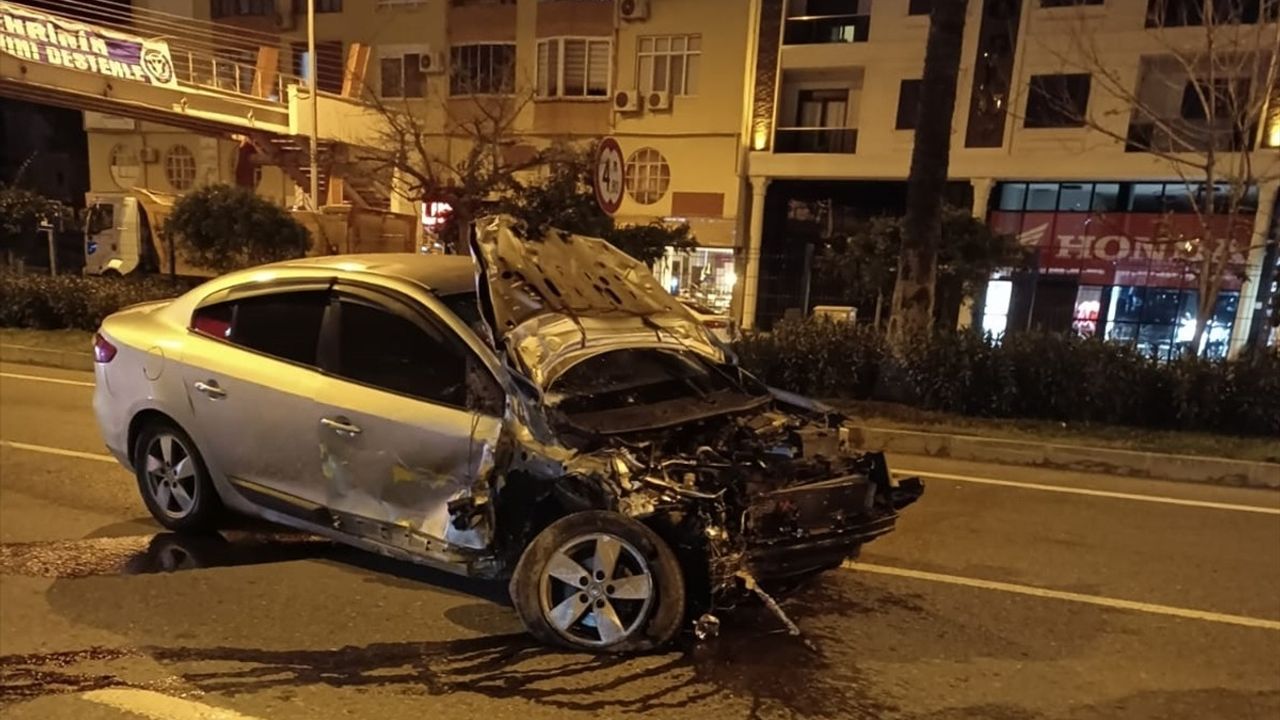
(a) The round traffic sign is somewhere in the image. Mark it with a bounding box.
[593,137,625,215]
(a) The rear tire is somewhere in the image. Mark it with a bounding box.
[133,420,221,532]
[510,511,685,653]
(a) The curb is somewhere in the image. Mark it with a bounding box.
[0,343,94,372]
[846,425,1280,490]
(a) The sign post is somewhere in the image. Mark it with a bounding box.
[593,137,625,216]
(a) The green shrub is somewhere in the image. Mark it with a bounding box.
[735,319,1280,437]
[165,184,310,274]
[0,272,196,330]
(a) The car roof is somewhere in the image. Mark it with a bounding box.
[267,253,478,295]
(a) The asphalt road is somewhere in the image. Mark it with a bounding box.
[1,360,1278,720]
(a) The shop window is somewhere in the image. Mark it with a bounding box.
[1025,183,1060,211]
[1163,183,1199,213]
[1057,183,1092,211]
[895,79,921,130]
[450,44,516,96]
[1091,183,1120,211]
[982,280,1014,337]
[997,183,1027,211]
[1128,183,1165,212]
[1072,286,1102,336]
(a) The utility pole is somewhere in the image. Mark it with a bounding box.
[307,0,319,209]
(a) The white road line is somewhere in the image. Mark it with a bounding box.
[0,371,94,388]
[82,688,268,720]
[0,440,116,463]
[845,561,1280,632]
[896,469,1280,516]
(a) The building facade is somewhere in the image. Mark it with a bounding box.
[76,0,759,312]
[742,0,1279,356]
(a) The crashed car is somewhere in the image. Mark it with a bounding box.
[92,216,922,652]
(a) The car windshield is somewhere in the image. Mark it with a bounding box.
[680,300,717,315]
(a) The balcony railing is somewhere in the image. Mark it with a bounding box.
[774,127,858,153]
[783,13,871,44]
[1125,119,1258,153]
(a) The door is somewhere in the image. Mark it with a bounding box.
[181,288,329,508]
[314,287,506,551]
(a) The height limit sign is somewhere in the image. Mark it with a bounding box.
[593,137,624,215]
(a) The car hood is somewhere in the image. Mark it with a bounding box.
[470,215,724,388]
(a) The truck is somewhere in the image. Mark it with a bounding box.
[83,188,421,277]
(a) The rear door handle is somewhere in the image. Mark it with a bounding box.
[193,380,226,399]
[320,416,362,436]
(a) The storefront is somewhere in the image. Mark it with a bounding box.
[983,181,1255,359]
[652,246,737,313]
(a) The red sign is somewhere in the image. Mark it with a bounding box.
[989,211,1253,289]
[593,137,625,215]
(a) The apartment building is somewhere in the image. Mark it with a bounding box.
[743,0,1279,357]
[76,0,758,312]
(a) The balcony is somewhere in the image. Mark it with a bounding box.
[774,127,858,153]
[1125,119,1258,153]
[783,13,870,44]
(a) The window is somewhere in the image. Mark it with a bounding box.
[1180,77,1249,121]
[908,0,933,14]
[450,44,515,95]
[211,0,273,17]
[536,38,610,99]
[1040,0,1103,6]
[997,183,1027,211]
[1025,182,1060,210]
[624,147,671,205]
[164,145,197,191]
[380,53,426,98]
[1057,183,1092,211]
[1025,73,1091,128]
[637,35,701,96]
[895,79,922,130]
[293,0,342,10]
[108,144,140,190]
[795,89,847,127]
[292,41,345,94]
[1128,183,1165,212]
[335,299,467,407]
[195,292,328,366]
[1146,0,1275,27]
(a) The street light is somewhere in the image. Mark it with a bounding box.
[308,0,319,209]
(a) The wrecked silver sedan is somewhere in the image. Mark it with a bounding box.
[92,216,922,652]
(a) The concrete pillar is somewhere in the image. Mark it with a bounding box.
[1229,180,1279,357]
[741,176,770,330]
[962,177,996,330]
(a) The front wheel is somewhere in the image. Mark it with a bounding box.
[510,511,686,653]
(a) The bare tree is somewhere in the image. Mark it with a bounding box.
[888,0,970,345]
[1035,0,1280,355]
[356,62,557,252]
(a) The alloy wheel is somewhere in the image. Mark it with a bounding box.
[144,433,199,520]
[538,532,655,648]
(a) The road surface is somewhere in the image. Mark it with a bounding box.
[1,361,1278,719]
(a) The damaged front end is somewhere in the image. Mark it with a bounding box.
[561,402,924,609]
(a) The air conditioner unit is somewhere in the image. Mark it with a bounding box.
[138,146,160,163]
[619,0,650,21]
[419,51,445,74]
[646,89,671,111]
[613,89,641,113]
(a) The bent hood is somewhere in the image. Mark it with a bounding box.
[470,215,724,388]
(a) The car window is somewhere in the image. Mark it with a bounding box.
[335,299,478,408]
[192,291,326,366]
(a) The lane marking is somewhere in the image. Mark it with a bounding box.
[0,371,94,388]
[82,688,268,720]
[0,440,117,463]
[896,469,1280,516]
[845,561,1280,631]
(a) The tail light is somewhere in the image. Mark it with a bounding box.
[93,333,117,363]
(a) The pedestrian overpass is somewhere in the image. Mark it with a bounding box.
[0,0,388,208]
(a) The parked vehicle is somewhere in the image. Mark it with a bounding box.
[677,298,740,344]
[92,217,922,652]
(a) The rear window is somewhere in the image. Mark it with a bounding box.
[191,291,327,366]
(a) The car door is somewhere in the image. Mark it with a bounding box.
[181,285,330,511]
[313,284,506,552]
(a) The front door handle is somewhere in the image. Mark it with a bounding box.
[320,416,362,436]
[193,380,226,399]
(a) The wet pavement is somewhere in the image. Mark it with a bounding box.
[2,361,1279,719]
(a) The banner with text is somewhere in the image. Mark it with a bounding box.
[0,2,177,88]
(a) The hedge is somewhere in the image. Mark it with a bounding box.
[0,272,198,331]
[736,319,1280,438]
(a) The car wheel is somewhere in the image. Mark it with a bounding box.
[510,510,685,653]
[133,420,221,532]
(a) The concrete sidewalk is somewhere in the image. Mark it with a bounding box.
[4,338,1275,490]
